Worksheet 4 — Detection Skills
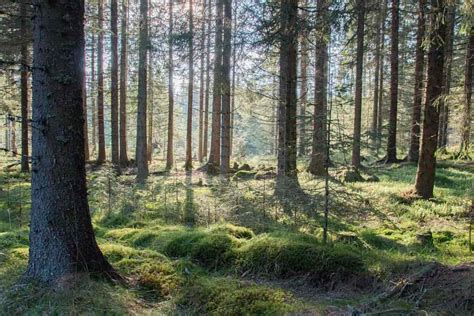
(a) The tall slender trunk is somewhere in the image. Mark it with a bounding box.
[20,0,29,172]
[309,0,329,175]
[351,0,365,167]
[119,0,129,166]
[220,0,232,174]
[136,0,149,182]
[203,0,212,160]
[91,34,97,156]
[185,0,194,171]
[208,0,223,172]
[110,0,119,164]
[459,32,473,155]
[376,0,387,151]
[277,0,298,180]
[386,0,399,163]
[414,0,448,199]
[97,0,106,163]
[166,0,174,170]
[230,10,237,158]
[27,0,115,284]
[147,51,154,162]
[298,0,308,157]
[83,57,89,161]
[437,5,455,149]
[371,0,382,147]
[408,0,425,162]
[198,0,206,163]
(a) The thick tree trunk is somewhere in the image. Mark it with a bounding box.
[298,0,308,157]
[203,0,212,160]
[459,32,473,154]
[414,0,448,199]
[185,0,194,171]
[136,0,149,182]
[309,0,329,175]
[351,0,365,167]
[208,0,223,172]
[408,0,425,162]
[166,0,174,170]
[20,0,29,172]
[371,0,382,148]
[386,0,399,163]
[277,0,298,181]
[198,0,206,163]
[97,0,106,163]
[119,0,129,166]
[26,0,115,284]
[220,0,232,174]
[110,0,119,164]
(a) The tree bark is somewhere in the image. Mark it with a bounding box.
[97,0,106,163]
[203,0,212,160]
[371,0,382,148]
[414,0,448,199]
[351,0,365,167]
[119,0,129,166]
[110,0,119,165]
[298,0,308,157]
[408,0,425,162]
[26,0,115,284]
[185,0,195,171]
[220,0,232,174]
[147,51,154,162]
[386,0,399,163]
[459,32,473,155]
[20,0,29,172]
[136,0,149,182]
[198,0,206,163]
[309,0,329,175]
[208,0,223,172]
[376,0,387,152]
[83,57,89,161]
[166,0,174,170]
[91,34,97,156]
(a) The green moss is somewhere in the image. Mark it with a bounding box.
[210,224,255,239]
[0,230,29,249]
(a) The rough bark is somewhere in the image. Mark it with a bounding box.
[110,0,119,164]
[208,0,223,172]
[298,0,308,157]
[386,0,399,163]
[20,0,29,172]
[408,0,426,162]
[414,0,448,199]
[119,0,129,166]
[166,0,174,170]
[26,0,115,284]
[309,0,329,175]
[136,0,149,182]
[220,0,232,174]
[459,32,473,155]
[351,0,365,167]
[97,0,106,163]
[185,0,194,171]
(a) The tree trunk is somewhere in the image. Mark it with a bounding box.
[208,0,223,172]
[119,0,129,166]
[203,0,212,160]
[110,0,119,164]
[230,11,237,158]
[351,0,365,167]
[166,0,174,170]
[97,0,106,163]
[220,0,232,174]
[376,0,387,152]
[371,0,382,148]
[298,0,308,157]
[185,0,194,171]
[147,51,154,162]
[437,5,455,149]
[198,0,206,163]
[91,34,97,156]
[414,0,448,199]
[459,32,473,155]
[408,0,425,162]
[20,0,29,172]
[83,58,89,161]
[136,0,149,182]
[277,0,298,181]
[386,0,399,163]
[309,0,329,175]
[26,0,115,284]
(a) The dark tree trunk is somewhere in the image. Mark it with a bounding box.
[351,0,365,167]
[198,0,206,163]
[414,0,448,199]
[309,0,329,175]
[97,0,106,163]
[166,0,174,170]
[91,34,97,156]
[136,0,148,182]
[185,0,194,171]
[298,0,308,157]
[408,0,425,162]
[26,0,115,284]
[110,0,119,165]
[119,0,129,166]
[208,0,223,172]
[459,32,473,155]
[203,0,212,160]
[220,0,232,174]
[376,0,387,152]
[277,0,298,181]
[386,0,399,163]
[20,0,29,172]
[83,60,89,161]
[371,0,382,147]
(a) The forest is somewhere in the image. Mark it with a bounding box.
[0,0,473,314]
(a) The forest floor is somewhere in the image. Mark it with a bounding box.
[0,155,473,315]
